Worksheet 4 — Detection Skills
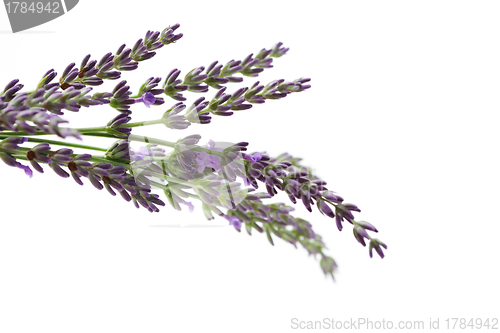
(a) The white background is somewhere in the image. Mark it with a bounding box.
[1,1,499,332]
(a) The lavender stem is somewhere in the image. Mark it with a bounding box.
[0,136,107,152]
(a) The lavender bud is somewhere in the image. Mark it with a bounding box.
[319,256,337,278]
[160,24,183,45]
[353,225,370,246]
[271,42,289,57]
[62,63,76,79]
[318,199,335,218]
[49,148,73,162]
[0,136,27,150]
[177,134,201,146]
[323,191,343,203]
[335,214,343,231]
[0,152,17,167]
[356,220,378,233]
[88,173,103,190]
[29,159,44,173]
[3,79,19,92]
[344,203,361,212]
[50,162,69,178]
[80,54,91,69]
[369,238,388,258]
[4,84,24,100]
[107,113,131,128]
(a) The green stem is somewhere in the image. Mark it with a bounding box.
[88,156,132,168]
[1,130,226,157]
[150,180,168,190]
[39,138,104,152]
[0,135,108,152]
[127,119,163,128]
[73,126,107,133]
[12,155,29,162]
[0,131,48,136]
[74,119,163,133]
[79,132,118,139]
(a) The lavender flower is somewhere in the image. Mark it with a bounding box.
[37,69,60,90]
[113,44,138,71]
[106,140,131,160]
[131,38,156,62]
[68,154,92,185]
[17,162,33,178]
[183,66,209,93]
[219,60,243,82]
[135,92,156,108]
[160,24,183,45]
[223,214,242,231]
[0,151,17,167]
[109,80,134,113]
[164,183,197,212]
[318,199,335,219]
[136,77,165,105]
[204,202,225,220]
[369,238,388,258]
[0,24,386,280]
[0,136,27,150]
[161,103,190,129]
[0,141,33,177]
[249,152,262,163]
[184,97,210,124]
[77,55,103,86]
[353,225,370,246]
[163,69,189,101]
[204,61,231,89]
[96,52,121,80]
[26,143,52,173]
[106,113,132,137]
[195,140,222,172]
[320,256,338,279]
[356,220,378,232]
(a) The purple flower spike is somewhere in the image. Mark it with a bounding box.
[135,92,156,108]
[223,214,242,231]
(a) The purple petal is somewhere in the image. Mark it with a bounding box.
[143,92,156,108]
[17,163,33,178]
[250,152,263,162]
[184,201,195,212]
[223,214,242,230]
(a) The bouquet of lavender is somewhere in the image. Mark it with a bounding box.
[0,24,386,279]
